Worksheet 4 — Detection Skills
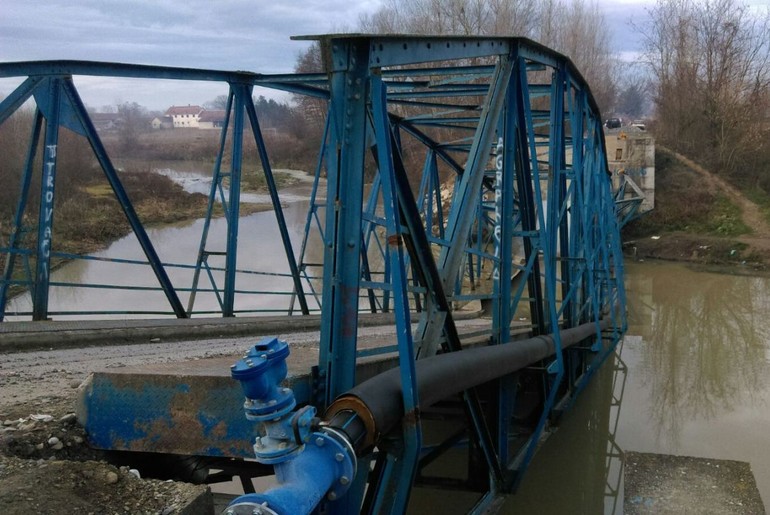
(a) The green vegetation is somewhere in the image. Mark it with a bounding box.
[625,152,749,238]
[225,168,299,193]
[703,197,751,237]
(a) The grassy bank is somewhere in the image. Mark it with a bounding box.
[622,150,764,268]
[54,168,209,256]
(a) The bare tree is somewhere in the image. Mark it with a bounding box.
[358,0,618,113]
[359,0,540,36]
[116,102,148,152]
[615,77,648,120]
[204,95,229,110]
[293,43,327,133]
[537,1,619,112]
[639,0,770,178]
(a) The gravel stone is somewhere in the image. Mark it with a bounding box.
[59,413,77,424]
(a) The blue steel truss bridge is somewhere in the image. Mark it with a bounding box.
[0,35,629,514]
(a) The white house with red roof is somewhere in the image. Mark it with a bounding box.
[165,105,204,128]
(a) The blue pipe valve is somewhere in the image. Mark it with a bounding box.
[228,337,356,515]
[230,337,301,462]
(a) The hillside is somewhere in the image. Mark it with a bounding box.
[622,147,768,270]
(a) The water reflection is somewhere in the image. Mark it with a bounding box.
[501,351,628,514]
[620,261,770,505]
[625,262,769,448]
[406,349,628,514]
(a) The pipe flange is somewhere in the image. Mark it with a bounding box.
[225,499,279,515]
[309,430,356,501]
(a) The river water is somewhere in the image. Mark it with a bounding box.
[4,164,324,319]
[5,201,324,318]
[618,261,770,507]
[5,166,770,510]
[411,261,770,513]
[504,261,770,513]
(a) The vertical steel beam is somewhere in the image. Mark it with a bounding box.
[567,84,586,324]
[32,78,62,320]
[318,39,368,406]
[361,172,383,313]
[493,54,521,465]
[188,88,235,314]
[514,62,546,334]
[221,84,247,317]
[369,72,422,515]
[547,66,570,326]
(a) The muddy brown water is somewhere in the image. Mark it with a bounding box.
[4,199,324,319]
[411,261,770,513]
[618,261,770,510]
[512,261,770,513]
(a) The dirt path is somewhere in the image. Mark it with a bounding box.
[660,146,770,251]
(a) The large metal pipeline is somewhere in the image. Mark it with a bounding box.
[325,317,611,450]
[228,320,609,514]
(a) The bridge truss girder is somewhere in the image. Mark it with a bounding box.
[0,35,627,514]
[0,65,316,320]
[307,35,627,513]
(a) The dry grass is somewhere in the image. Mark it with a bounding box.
[624,151,749,238]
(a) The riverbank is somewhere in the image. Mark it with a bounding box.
[57,161,303,258]
[1,161,307,301]
[622,148,769,271]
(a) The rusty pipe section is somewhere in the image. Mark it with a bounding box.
[325,318,611,451]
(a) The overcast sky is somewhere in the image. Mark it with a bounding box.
[0,0,767,111]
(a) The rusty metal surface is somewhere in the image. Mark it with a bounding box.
[78,344,403,457]
[76,316,511,458]
[78,349,319,458]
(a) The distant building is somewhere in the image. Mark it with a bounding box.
[165,105,204,128]
[91,112,123,131]
[150,116,173,130]
[605,126,655,213]
[198,110,226,129]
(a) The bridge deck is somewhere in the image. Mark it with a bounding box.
[0,310,483,352]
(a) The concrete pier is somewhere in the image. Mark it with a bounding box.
[624,452,765,514]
